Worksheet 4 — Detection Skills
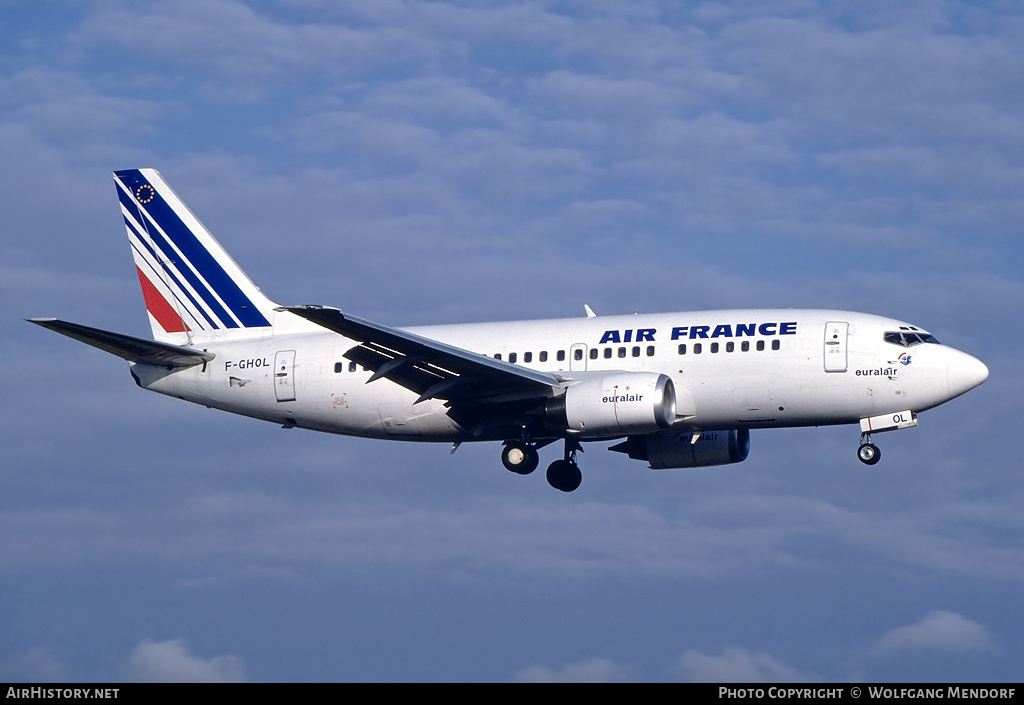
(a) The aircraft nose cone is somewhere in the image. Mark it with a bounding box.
[946,350,989,399]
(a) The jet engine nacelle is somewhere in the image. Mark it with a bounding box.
[610,428,750,469]
[547,373,677,437]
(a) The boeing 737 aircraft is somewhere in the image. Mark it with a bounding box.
[29,169,989,492]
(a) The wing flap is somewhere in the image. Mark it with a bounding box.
[344,345,451,398]
[279,305,561,402]
[27,318,215,368]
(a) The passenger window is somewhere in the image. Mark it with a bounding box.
[646,346,655,357]
[756,340,765,351]
[741,341,749,352]
[694,343,703,354]
[574,349,583,361]
[590,348,599,360]
[524,352,532,363]
[604,348,612,359]
[557,350,566,361]
[334,362,343,373]
[539,351,548,362]
[632,346,640,357]
[618,347,626,358]
[726,342,734,353]
[771,340,780,350]
[678,344,686,355]
[710,342,719,353]
[509,352,517,363]
[348,361,357,372]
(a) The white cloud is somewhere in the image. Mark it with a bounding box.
[674,647,813,683]
[122,639,246,683]
[0,648,65,683]
[872,611,992,655]
[514,657,628,683]
[4,476,1024,583]
[0,68,159,148]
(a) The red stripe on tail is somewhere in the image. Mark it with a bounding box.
[136,266,190,333]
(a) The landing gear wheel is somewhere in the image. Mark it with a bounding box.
[857,443,881,465]
[501,443,539,475]
[546,459,582,493]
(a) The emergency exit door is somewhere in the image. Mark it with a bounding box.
[274,350,296,401]
[824,322,848,373]
[569,343,588,372]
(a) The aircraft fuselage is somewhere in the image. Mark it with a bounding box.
[132,308,987,443]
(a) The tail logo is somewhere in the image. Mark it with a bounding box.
[135,184,155,203]
[115,168,273,337]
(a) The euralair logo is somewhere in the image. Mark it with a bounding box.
[898,353,912,366]
[603,389,644,404]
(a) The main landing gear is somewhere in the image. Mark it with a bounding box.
[546,438,582,493]
[857,432,881,466]
[501,442,540,475]
[500,438,583,492]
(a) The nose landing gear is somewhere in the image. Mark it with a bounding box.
[857,432,881,465]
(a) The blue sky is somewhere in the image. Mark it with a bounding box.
[2,0,1022,682]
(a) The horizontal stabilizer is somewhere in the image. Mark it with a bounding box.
[27,318,215,368]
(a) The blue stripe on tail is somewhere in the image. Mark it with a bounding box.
[114,170,271,329]
[125,217,219,330]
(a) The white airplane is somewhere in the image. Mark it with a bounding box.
[29,169,989,492]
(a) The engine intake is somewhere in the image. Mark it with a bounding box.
[610,428,750,468]
[547,373,676,437]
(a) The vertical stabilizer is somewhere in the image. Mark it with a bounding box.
[114,168,277,343]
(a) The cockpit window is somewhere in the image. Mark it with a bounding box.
[884,331,940,347]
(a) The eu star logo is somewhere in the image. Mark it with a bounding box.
[135,184,155,204]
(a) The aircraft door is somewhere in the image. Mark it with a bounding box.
[570,343,588,371]
[824,321,849,373]
[274,349,296,401]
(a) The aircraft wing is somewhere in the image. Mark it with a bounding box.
[27,318,215,368]
[279,305,562,403]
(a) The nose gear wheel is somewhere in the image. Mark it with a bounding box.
[857,433,881,465]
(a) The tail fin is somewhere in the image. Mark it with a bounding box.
[114,168,276,343]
